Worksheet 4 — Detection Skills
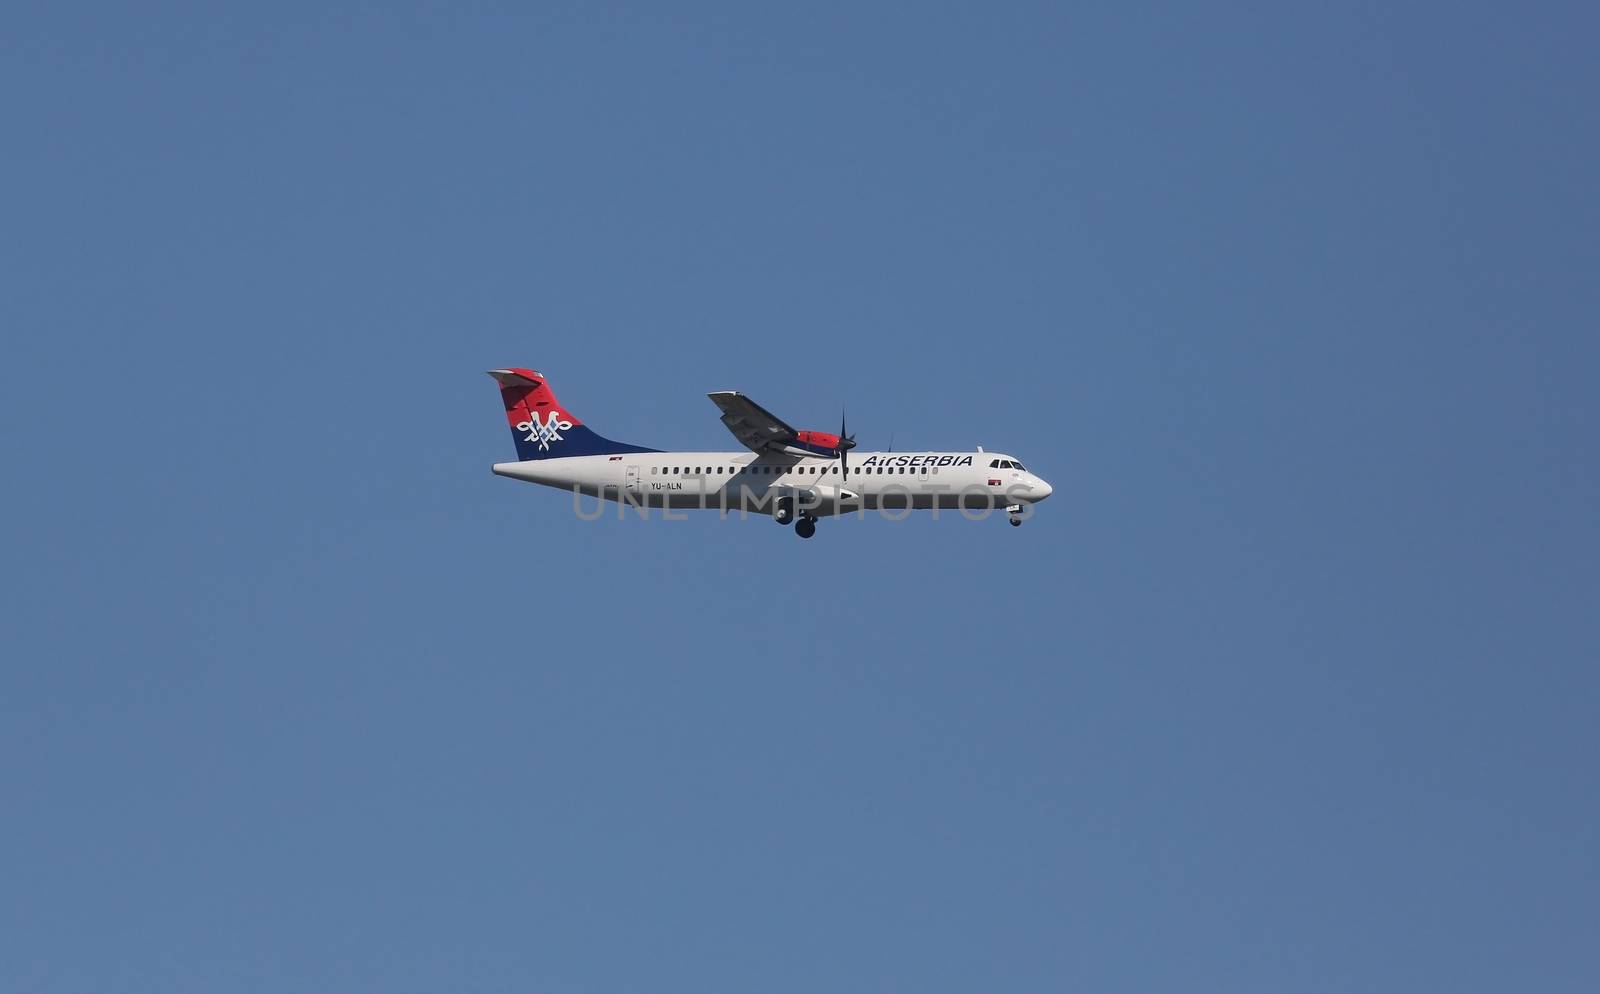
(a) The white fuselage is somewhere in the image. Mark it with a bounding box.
[491,450,1053,516]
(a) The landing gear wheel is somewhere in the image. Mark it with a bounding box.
[1009,516,1022,527]
[795,517,817,539]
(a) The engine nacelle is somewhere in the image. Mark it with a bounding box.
[794,429,843,453]
[773,493,795,525]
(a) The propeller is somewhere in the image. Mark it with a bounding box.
[837,405,857,476]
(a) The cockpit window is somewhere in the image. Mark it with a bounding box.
[989,459,1000,468]
[1011,462,1026,471]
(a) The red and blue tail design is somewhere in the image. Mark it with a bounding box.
[488,368,658,460]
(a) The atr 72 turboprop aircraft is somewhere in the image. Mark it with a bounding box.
[486,368,1052,539]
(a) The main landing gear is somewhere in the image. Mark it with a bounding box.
[775,494,817,538]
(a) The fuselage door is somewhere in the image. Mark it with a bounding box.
[624,464,642,502]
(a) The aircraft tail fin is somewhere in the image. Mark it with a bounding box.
[487,368,657,461]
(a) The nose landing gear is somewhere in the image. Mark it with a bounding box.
[1007,503,1024,527]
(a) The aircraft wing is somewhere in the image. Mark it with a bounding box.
[708,391,801,454]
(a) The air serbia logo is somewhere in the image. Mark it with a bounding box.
[517,410,573,451]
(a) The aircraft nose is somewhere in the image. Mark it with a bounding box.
[1031,477,1053,501]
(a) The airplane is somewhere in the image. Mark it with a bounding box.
[486,367,1053,539]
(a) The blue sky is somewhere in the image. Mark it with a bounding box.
[3,3,1597,991]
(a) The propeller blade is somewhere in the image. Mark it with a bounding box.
[839,406,850,474]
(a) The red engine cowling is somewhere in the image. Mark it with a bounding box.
[795,430,843,451]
